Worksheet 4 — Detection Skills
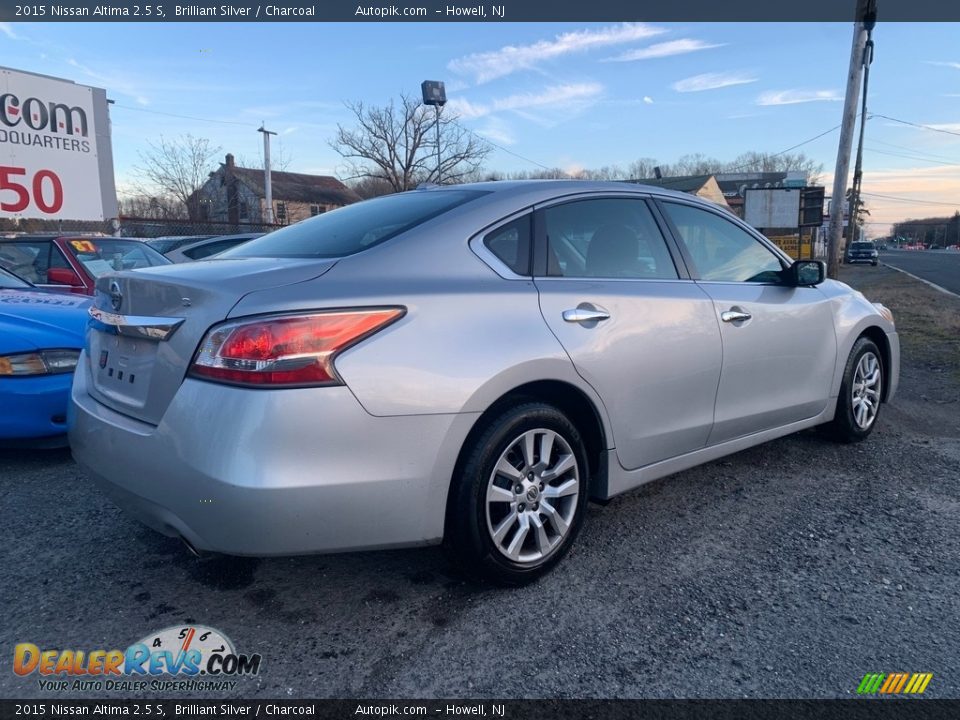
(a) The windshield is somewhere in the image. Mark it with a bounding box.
[63,238,171,278]
[223,190,488,259]
[0,265,31,289]
[852,242,875,250]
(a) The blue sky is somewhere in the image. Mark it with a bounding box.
[3,21,960,234]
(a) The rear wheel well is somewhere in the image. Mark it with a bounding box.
[451,381,608,505]
[858,326,892,402]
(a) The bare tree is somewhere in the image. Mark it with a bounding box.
[331,94,491,192]
[625,158,660,180]
[348,176,397,200]
[117,193,184,219]
[133,134,222,220]
[237,144,294,173]
[728,151,823,182]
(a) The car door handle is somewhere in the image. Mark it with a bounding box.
[720,309,752,323]
[562,308,611,324]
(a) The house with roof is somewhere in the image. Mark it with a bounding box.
[194,154,360,226]
[626,174,730,209]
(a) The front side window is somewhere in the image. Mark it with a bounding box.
[542,198,678,280]
[661,202,784,283]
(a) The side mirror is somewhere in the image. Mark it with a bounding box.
[47,267,83,287]
[788,260,825,287]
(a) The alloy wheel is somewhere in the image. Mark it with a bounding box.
[852,351,882,430]
[485,428,580,564]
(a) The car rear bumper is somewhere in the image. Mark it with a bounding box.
[0,373,72,442]
[846,257,878,264]
[69,352,476,555]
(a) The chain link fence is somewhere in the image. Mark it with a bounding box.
[1,216,282,238]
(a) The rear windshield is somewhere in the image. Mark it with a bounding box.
[64,238,171,277]
[223,190,487,259]
[146,237,214,254]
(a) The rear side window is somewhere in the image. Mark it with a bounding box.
[483,215,531,275]
[542,198,679,279]
[225,190,488,259]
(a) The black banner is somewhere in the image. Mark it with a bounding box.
[2,700,960,720]
[2,0,960,22]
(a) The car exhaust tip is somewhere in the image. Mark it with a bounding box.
[180,535,202,558]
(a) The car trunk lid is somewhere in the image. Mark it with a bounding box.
[85,257,336,425]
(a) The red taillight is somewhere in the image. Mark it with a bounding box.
[189,308,404,387]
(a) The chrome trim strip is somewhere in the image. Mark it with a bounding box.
[88,306,185,341]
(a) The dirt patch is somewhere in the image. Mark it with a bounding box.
[840,264,960,440]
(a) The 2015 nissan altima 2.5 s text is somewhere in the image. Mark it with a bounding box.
[69,181,900,584]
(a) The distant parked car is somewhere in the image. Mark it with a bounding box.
[0,266,90,447]
[0,236,171,296]
[164,233,264,263]
[846,240,879,266]
[144,236,216,255]
[71,181,901,584]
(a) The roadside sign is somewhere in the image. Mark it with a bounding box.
[744,187,801,229]
[799,187,825,227]
[1,66,117,221]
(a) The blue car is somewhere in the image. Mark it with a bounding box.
[0,266,90,447]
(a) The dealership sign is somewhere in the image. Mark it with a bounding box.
[1,66,117,221]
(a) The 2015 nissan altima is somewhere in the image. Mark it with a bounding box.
[69,181,899,584]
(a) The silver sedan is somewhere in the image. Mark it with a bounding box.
[69,181,899,584]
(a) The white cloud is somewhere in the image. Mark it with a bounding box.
[475,117,516,146]
[672,72,757,93]
[606,39,723,62]
[926,61,960,70]
[756,89,841,105]
[0,23,19,40]
[448,23,666,84]
[643,96,654,104]
[449,82,604,120]
[927,122,960,133]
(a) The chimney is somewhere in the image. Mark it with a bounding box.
[225,153,235,168]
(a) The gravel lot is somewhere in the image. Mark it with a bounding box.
[2,264,958,700]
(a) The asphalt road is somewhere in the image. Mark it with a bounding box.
[880,250,960,296]
[1,268,959,701]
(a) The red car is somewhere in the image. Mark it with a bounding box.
[0,235,171,296]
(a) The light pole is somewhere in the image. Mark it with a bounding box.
[258,125,277,224]
[421,80,447,185]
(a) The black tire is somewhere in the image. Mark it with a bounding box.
[872,261,878,266]
[444,402,589,586]
[821,337,884,443]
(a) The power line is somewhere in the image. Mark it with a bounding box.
[871,113,960,138]
[449,117,563,175]
[861,191,960,208]
[629,124,842,191]
[869,136,960,163]
[865,147,960,166]
[111,103,254,128]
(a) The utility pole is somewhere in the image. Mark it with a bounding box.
[258,125,277,225]
[421,80,447,185]
[827,0,877,279]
